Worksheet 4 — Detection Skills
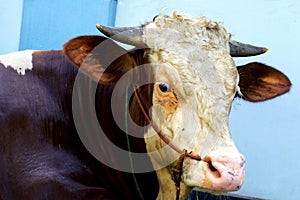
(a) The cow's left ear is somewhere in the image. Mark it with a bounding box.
[237,62,291,102]
[64,35,134,83]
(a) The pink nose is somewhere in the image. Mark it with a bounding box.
[202,154,245,192]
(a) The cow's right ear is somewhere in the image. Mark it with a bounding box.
[63,35,134,83]
[237,62,291,102]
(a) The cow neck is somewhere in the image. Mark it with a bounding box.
[133,87,202,200]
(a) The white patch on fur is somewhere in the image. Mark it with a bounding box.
[143,11,238,150]
[0,50,35,75]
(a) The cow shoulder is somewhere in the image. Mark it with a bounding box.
[63,35,137,83]
[237,62,291,102]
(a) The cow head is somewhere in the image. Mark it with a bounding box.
[64,12,291,199]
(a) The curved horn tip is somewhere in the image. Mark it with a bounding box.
[96,24,108,34]
[96,24,101,29]
[95,24,145,47]
[229,40,270,57]
[262,47,269,53]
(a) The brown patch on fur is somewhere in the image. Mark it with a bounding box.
[154,84,179,115]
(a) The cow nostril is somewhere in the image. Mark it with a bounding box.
[207,161,221,178]
[207,161,217,172]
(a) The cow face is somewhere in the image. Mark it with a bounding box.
[140,13,290,196]
[142,13,245,194]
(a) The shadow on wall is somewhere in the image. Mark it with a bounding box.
[186,189,264,200]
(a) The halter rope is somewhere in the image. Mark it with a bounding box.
[133,87,201,200]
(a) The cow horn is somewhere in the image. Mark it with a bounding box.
[229,40,268,57]
[96,24,145,47]
[96,24,268,55]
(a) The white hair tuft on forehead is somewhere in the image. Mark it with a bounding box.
[143,11,231,52]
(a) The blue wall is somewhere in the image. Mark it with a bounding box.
[19,0,117,50]
[0,0,23,54]
[0,0,117,53]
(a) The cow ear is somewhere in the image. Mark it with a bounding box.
[63,35,134,83]
[237,62,291,102]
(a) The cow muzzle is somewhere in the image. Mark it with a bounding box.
[201,153,245,192]
[184,152,245,192]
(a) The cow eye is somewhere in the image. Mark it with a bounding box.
[157,82,171,93]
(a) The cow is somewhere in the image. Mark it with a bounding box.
[0,12,291,200]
